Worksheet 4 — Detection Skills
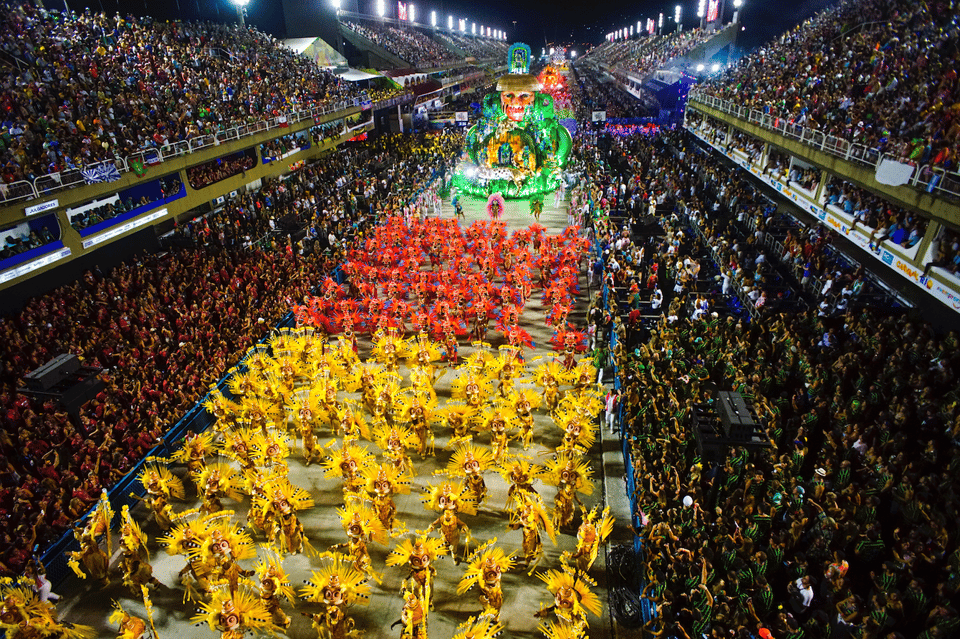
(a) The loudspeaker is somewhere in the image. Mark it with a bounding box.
[23,354,80,391]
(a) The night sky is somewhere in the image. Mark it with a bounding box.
[65,0,836,57]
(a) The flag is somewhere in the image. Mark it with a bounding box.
[81,163,121,184]
[278,115,289,128]
[398,1,407,20]
[130,159,147,177]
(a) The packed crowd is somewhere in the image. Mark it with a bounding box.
[259,132,310,163]
[566,103,960,636]
[0,131,462,575]
[437,33,509,60]
[584,28,717,77]
[697,0,960,165]
[0,1,363,186]
[186,151,257,190]
[573,67,653,120]
[343,20,458,68]
[824,177,928,250]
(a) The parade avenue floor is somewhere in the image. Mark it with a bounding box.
[59,194,634,639]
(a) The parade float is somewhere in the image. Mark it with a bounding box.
[454,44,573,199]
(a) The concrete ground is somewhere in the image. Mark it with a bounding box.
[58,192,634,639]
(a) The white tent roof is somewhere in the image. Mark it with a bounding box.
[336,68,384,82]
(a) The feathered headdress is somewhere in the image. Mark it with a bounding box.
[456,538,516,595]
[420,481,478,516]
[301,553,371,607]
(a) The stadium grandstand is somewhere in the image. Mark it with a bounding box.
[0,0,959,637]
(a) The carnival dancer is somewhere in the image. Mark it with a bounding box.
[562,506,614,574]
[543,453,595,530]
[331,505,387,584]
[67,490,113,587]
[386,535,447,611]
[421,481,476,564]
[301,553,371,639]
[456,538,516,621]
[361,462,412,534]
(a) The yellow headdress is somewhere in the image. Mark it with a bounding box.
[542,453,594,496]
[421,481,477,516]
[442,442,494,479]
[362,462,412,496]
[536,566,602,618]
[321,441,376,480]
[253,548,296,602]
[191,584,274,634]
[337,504,388,545]
[456,538,516,596]
[386,534,448,568]
[301,553,371,607]
[450,615,505,639]
[138,458,185,501]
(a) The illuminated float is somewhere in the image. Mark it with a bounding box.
[454,44,572,199]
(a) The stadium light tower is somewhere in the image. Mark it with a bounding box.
[733,0,743,23]
[448,14,453,30]
[331,0,341,12]
[472,22,476,35]
[431,9,436,26]
[658,12,663,34]
[409,4,415,22]
[675,4,682,32]
[376,0,385,17]
[229,0,249,27]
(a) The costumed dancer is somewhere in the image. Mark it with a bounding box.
[508,492,556,575]
[301,553,370,639]
[421,482,476,564]
[198,514,257,596]
[195,463,243,517]
[372,422,417,477]
[118,506,163,595]
[331,505,387,584]
[456,538,516,621]
[509,388,542,450]
[439,443,494,509]
[0,577,94,639]
[562,506,614,574]
[486,192,505,220]
[191,584,276,639]
[253,478,314,555]
[362,462,412,534]
[392,579,427,639]
[497,456,545,513]
[534,566,602,637]
[534,360,565,414]
[161,509,215,601]
[289,389,323,466]
[133,458,185,531]
[386,535,447,611]
[542,453,594,530]
[252,549,295,630]
[322,441,376,508]
[396,391,438,459]
[172,431,216,494]
[67,490,113,587]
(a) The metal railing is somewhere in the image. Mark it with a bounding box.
[687,92,960,199]
[1,97,368,207]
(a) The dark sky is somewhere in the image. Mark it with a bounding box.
[70,0,834,57]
